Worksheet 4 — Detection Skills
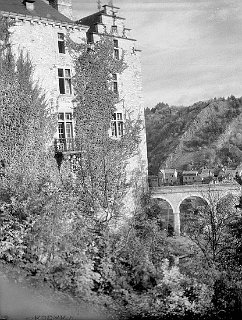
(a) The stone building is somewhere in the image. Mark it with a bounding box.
[0,0,87,151]
[159,169,178,185]
[182,171,200,185]
[0,0,148,214]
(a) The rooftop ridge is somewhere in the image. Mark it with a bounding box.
[103,4,120,10]
[0,10,88,30]
[0,0,73,24]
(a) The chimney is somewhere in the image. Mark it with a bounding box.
[48,0,73,20]
[23,0,35,11]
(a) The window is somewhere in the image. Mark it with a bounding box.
[112,74,118,93]
[57,112,74,151]
[111,112,124,138]
[111,25,118,33]
[58,33,65,54]
[58,68,72,94]
[114,48,119,60]
[113,39,119,59]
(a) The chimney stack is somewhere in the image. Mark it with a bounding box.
[48,0,73,20]
[23,0,35,11]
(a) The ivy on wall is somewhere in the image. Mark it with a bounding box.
[0,16,56,193]
[69,36,142,224]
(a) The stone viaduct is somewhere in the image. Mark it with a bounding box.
[151,183,241,236]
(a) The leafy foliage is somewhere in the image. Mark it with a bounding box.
[1,16,242,320]
[183,193,239,268]
[69,36,142,224]
[181,192,242,319]
[126,259,212,319]
[0,21,144,314]
[0,19,56,195]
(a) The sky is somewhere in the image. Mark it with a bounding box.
[72,0,242,108]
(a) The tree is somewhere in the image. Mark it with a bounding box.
[68,36,142,225]
[182,191,242,318]
[107,196,213,319]
[183,192,239,268]
[0,15,60,266]
[0,16,56,196]
[0,21,143,306]
[0,15,62,280]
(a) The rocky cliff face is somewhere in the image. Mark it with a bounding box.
[145,96,242,174]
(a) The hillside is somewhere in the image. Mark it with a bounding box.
[145,96,242,174]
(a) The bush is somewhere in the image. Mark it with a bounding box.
[124,259,213,319]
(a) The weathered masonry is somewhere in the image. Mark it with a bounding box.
[0,0,148,211]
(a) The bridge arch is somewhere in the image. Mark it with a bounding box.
[178,195,209,212]
[155,196,176,213]
[155,198,174,235]
[151,183,241,236]
[179,196,208,234]
[174,192,210,214]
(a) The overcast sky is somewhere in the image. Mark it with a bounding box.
[72,0,242,108]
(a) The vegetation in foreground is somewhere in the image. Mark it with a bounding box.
[0,16,242,320]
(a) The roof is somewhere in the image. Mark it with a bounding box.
[160,169,177,174]
[201,168,213,172]
[217,169,237,177]
[77,6,125,27]
[77,11,103,27]
[183,171,198,175]
[0,0,72,23]
[200,168,214,176]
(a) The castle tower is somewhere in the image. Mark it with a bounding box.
[78,4,148,209]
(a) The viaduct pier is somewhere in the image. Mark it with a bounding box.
[151,183,241,236]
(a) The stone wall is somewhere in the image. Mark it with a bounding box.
[9,16,87,140]
[91,6,148,214]
[4,4,148,218]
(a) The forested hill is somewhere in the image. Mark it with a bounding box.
[145,96,242,175]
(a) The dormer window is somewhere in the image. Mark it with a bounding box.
[111,25,118,33]
[58,33,65,54]
[23,0,35,11]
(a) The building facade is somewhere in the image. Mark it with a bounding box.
[182,171,201,185]
[0,0,148,214]
[159,169,178,185]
